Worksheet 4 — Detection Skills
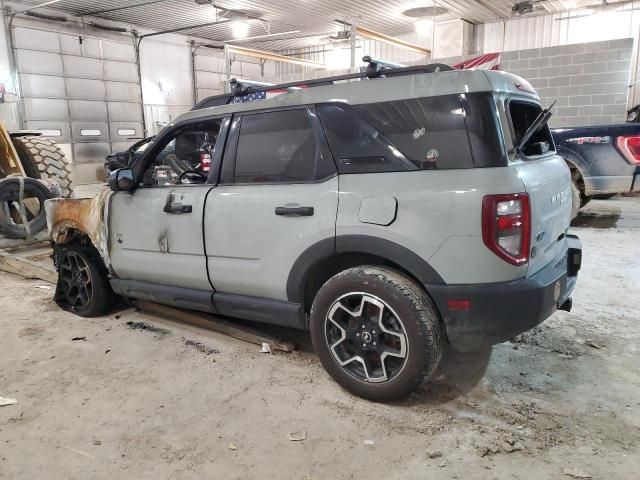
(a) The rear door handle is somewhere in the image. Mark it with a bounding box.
[274,206,314,216]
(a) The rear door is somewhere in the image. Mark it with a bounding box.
[505,98,573,276]
[203,107,338,301]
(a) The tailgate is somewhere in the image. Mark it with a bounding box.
[512,154,572,277]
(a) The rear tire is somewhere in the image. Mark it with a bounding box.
[12,136,74,198]
[54,242,115,317]
[570,177,581,219]
[310,266,444,402]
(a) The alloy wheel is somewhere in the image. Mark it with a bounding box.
[58,251,94,310]
[324,292,408,383]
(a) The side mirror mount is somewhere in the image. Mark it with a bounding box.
[108,168,136,192]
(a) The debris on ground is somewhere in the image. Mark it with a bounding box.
[585,340,603,349]
[563,467,593,478]
[287,431,307,442]
[71,336,86,341]
[438,459,447,468]
[260,342,272,354]
[364,439,375,446]
[427,451,443,459]
[34,285,52,290]
[0,396,17,406]
[183,338,219,355]
[126,321,169,335]
[93,438,102,446]
[228,442,237,451]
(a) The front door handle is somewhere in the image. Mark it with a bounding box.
[164,190,192,214]
[164,203,192,214]
[275,206,314,216]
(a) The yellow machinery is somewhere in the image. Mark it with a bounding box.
[0,122,73,239]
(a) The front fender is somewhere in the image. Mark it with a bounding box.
[45,188,112,266]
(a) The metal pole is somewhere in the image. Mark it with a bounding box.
[133,32,147,137]
[350,23,357,73]
[5,9,26,129]
[223,44,232,93]
[189,40,197,105]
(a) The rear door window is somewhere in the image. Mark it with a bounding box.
[234,108,336,183]
[317,104,417,173]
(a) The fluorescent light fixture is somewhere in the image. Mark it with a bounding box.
[231,19,250,39]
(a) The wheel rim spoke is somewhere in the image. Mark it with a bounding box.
[324,292,408,384]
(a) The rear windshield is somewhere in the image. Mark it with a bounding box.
[509,100,555,156]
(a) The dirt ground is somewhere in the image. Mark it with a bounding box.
[1,197,639,480]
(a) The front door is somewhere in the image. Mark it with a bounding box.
[109,117,227,291]
[204,107,338,302]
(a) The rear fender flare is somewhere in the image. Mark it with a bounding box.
[286,235,445,304]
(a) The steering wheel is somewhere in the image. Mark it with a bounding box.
[177,170,207,184]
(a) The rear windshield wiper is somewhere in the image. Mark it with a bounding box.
[513,99,556,154]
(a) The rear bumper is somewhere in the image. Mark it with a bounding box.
[428,235,582,352]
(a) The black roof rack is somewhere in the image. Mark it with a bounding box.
[192,59,454,111]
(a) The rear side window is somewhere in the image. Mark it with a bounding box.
[355,95,474,170]
[509,101,555,156]
[318,96,475,172]
[234,109,335,183]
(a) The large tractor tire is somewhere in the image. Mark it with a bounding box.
[11,136,73,198]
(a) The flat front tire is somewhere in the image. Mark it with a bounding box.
[54,242,115,317]
[310,266,444,402]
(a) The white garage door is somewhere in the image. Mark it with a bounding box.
[12,25,143,183]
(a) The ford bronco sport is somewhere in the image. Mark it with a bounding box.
[46,63,582,401]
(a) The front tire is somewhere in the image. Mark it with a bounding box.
[310,266,444,402]
[54,242,115,317]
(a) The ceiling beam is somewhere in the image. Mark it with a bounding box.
[355,26,430,55]
[81,0,175,16]
[227,44,327,68]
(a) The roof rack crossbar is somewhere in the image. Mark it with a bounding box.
[192,62,455,110]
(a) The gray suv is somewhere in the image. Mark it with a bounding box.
[46,64,582,401]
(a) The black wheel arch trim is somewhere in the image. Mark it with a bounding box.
[286,235,445,304]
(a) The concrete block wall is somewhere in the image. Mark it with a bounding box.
[500,39,632,127]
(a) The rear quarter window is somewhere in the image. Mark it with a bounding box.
[354,95,474,170]
[318,95,495,173]
[508,100,555,157]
